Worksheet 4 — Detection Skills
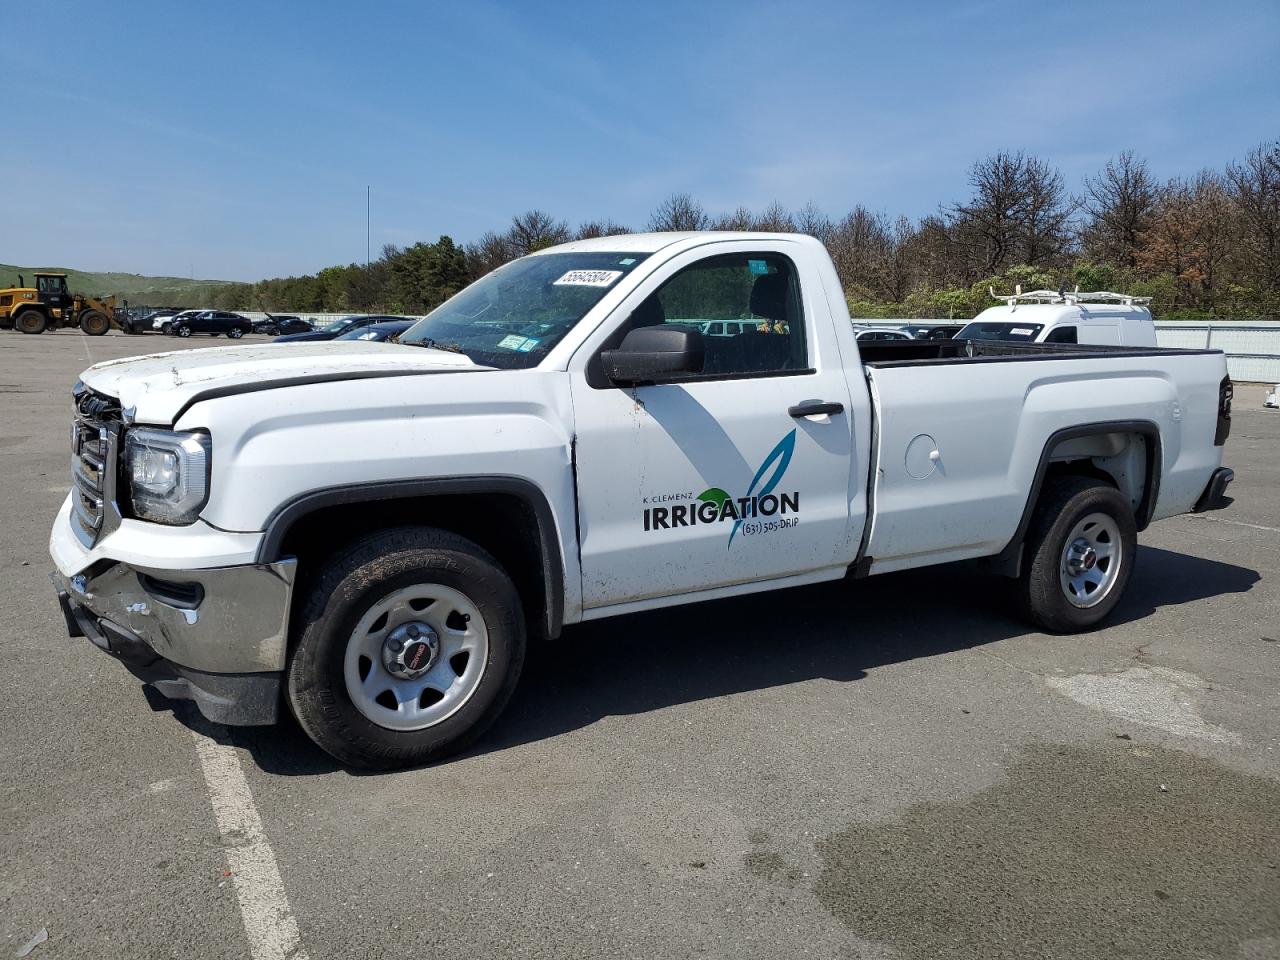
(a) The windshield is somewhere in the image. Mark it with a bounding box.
[399,252,651,369]
[321,317,360,334]
[956,321,1044,342]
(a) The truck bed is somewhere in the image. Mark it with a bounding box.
[858,339,1228,576]
[857,339,1219,367]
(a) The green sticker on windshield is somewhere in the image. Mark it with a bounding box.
[497,334,527,350]
[748,259,769,275]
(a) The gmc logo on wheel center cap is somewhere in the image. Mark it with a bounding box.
[406,641,430,670]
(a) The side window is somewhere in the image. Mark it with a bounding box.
[615,253,807,379]
[1045,326,1078,344]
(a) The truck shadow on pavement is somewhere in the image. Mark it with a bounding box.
[165,544,1258,775]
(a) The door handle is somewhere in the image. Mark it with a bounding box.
[788,400,844,418]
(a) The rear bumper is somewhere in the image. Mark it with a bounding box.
[49,555,296,726]
[1193,467,1234,513]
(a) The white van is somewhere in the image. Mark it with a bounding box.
[956,290,1157,348]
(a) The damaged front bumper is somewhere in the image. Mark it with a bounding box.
[50,558,296,725]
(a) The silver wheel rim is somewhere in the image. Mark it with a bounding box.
[343,583,489,731]
[1059,512,1122,609]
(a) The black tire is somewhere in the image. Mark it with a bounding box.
[1017,476,1137,633]
[174,324,192,338]
[79,310,110,336]
[286,527,526,770]
[14,310,47,334]
[227,326,244,339]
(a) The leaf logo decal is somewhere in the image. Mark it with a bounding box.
[728,429,797,547]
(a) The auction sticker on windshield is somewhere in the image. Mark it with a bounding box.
[553,270,623,287]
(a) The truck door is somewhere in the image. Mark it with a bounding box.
[569,244,866,611]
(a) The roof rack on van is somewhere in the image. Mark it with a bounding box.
[987,284,1153,310]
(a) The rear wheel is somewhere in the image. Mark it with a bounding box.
[14,310,47,334]
[1017,476,1137,632]
[227,326,244,339]
[286,527,526,769]
[79,310,110,336]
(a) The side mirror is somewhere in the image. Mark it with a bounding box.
[601,325,704,386]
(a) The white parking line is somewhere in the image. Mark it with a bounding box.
[1186,514,1280,534]
[189,727,310,960]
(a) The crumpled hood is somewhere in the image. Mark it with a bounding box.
[80,341,485,424]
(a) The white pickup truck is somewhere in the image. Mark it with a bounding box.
[50,232,1235,768]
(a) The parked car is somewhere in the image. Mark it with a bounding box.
[50,231,1234,769]
[905,324,964,340]
[275,314,408,343]
[119,310,153,335]
[854,327,913,342]
[336,320,416,343]
[155,309,201,333]
[253,315,312,336]
[170,310,253,339]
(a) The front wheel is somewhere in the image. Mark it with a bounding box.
[174,324,192,338]
[287,527,526,769]
[1017,476,1137,633]
[14,310,47,334]
[79,310,110,336]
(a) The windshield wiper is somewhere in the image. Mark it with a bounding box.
[405,337,465,354]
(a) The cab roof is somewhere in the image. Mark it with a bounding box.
[534,231,814,255]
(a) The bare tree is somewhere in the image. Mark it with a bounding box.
[1081,151,1158,268]
[793,201,833,243]
[1226,139,1280,291]
[950,152,1029,277]
[465,230,515,280]
[904,214,961,289]
[752,201,795,233]
[876,216,917,303]
[949,151,1071,277]
[575,219,632,239]
[1021,155,1074,267]
[709,206,754,231]
[648,193,709,232]
[508,209,570,256]
[827,205,891,293]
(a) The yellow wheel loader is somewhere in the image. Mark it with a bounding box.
[0,272,118,335]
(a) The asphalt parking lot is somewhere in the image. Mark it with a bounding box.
[2,329,1278,960]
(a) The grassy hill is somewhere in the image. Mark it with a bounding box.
[0,263,238,307]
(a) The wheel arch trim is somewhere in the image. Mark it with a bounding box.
[256,476,566,638]
[996,419,1162,567]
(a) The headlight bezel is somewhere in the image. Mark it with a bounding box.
[122,427,212,525]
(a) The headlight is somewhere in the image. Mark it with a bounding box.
[123,427,211,524]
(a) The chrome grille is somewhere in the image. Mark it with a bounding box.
[70,382,121,545]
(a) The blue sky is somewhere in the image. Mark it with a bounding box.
[5,0,1278,281]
